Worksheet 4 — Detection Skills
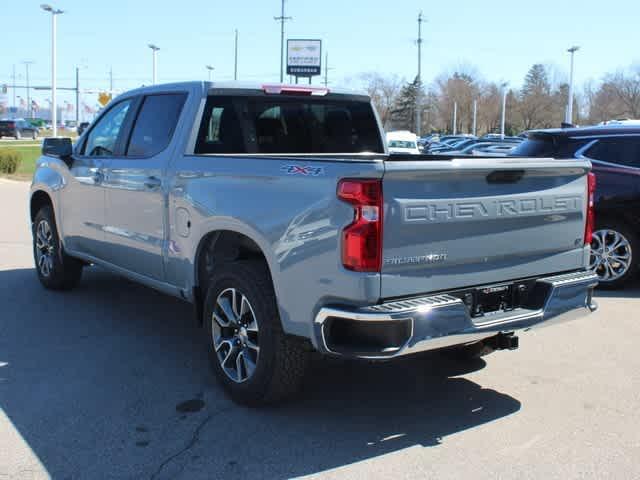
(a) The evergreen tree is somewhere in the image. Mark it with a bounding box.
[390,76,423,131]
[522,64,551,97]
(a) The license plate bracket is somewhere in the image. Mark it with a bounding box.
[473,283,514,316]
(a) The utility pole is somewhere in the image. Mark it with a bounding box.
[472,99,477,137]
[453,101,457,135]
[323,52,328,87]
[11,65,16,113]
[415,11,425,136]
[234,29,239,81]
[274,0,292,83]
[565,46,580,124]
[75,66,80,124]
[22,61,34,118]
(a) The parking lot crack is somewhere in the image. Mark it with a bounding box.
[149,406,232,480]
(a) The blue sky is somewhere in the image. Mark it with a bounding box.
[1,0,639,109]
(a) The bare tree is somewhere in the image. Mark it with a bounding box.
[434,71,481,133]
[605,66,640,118]
[355,62,640,135]
[359,73,403,129]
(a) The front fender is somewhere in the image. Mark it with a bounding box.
[30,158,66,239]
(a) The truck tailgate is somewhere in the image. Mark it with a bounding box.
[381,156,590,299]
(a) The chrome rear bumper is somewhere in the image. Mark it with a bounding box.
[313,271,598,359]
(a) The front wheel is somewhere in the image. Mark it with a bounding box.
[33,206,83,290]
[590,222,638,289]
[203,260,309,406]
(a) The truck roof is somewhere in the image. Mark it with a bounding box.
[116,81,368,99]
[528,124,640,139]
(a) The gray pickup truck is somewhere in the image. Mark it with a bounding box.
[30,82,598,405]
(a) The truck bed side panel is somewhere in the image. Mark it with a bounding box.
[167,155,384,339]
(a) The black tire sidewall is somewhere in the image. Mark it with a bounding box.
[203,261,283,405]
[33,206,81,289]
[593,220,639,289]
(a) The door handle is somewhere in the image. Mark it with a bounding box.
[144,176,162,189]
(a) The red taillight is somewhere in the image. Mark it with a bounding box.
[337,179,383,272]
[585,172,596,245]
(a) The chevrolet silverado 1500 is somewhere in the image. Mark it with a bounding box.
[30,82,598,405]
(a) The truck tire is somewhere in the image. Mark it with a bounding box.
[33,206,83,290]
[203,260,309,406]
[590,220,639,289]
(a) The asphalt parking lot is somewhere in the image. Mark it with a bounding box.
[1,178,640,480]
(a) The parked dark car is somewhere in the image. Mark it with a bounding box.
[0,119,39,139]
[511,126,640,288]
[77,121,90,136]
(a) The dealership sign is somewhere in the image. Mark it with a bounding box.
[287,39,322,76]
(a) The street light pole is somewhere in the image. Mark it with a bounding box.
[234,29,239,81]
[472,99,477,137]
[205,65,214,82]
[148,44,160,84]
[41,4,64,136]
[566,46,580,124]
[452,101,457,135]
[500,82,508,139]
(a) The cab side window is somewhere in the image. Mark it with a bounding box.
[126,93,186,157]
[83,100,132,157]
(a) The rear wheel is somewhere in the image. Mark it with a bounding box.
[590,221,638,289]
[203,260,309,406]
[33,206,83,290]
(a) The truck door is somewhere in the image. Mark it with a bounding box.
[101,92,187,281]
[60,98,134,259]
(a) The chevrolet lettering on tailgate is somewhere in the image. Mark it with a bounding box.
[403,195,583,223]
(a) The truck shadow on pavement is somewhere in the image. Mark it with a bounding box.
[0,266,521,480]
[593,280,640,299]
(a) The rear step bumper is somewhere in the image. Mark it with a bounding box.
[313,270,598,359]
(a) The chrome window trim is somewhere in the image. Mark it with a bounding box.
[569,133,640,140]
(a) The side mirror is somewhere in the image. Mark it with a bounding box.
[42,137,73,166]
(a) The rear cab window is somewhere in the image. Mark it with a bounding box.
[195,94,384,154]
